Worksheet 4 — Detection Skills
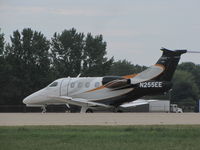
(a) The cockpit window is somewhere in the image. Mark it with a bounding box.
[49,82,58,87]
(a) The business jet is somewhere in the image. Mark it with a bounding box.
[23,48,199,113]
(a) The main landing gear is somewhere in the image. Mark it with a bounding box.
[80,107,93,113]
[86,108,93,113]
[112,107,123,112]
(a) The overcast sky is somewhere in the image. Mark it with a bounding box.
[1,0,200,66]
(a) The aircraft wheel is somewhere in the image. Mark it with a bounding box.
[117,110,123,113]
[86,109,93,113]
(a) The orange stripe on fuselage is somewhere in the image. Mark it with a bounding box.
[85,85,106,93]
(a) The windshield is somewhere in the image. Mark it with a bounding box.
[49,82,58,87]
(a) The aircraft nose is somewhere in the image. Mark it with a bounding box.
[23,96,30,104]
[22,89,47,105]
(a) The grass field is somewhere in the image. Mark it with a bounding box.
[0,125,200,150]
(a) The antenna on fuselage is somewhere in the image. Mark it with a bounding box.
[77,74,81,78]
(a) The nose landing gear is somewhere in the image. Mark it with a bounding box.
[41,105,47,113]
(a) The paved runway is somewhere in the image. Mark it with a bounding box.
[0,113,200,126]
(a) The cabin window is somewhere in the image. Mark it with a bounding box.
[70,82,75,88]
[95,82,100,87]
[85,82,90,88]
[78,82,83,88]
[49,82,58,87]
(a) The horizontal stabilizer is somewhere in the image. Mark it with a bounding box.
[187,50,200,53]
[160,47,187,55]
[120,99,158,108]
[161,47,200,54]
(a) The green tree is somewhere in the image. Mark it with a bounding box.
[108,59,146,76]
[51,29,113,77]
[178,62,200,95]
[51,28,84,77]
[83,33,113,76]
[171,70,199,109]
[0,29,7,105]
[0,29,4,55]
[1,28,51,105]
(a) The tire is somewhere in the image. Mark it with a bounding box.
[117,110,123,113]
[86,109,93,113]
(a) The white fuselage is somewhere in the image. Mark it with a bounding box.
[23,77,133,106]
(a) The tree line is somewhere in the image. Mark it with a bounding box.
[0,28,199,111]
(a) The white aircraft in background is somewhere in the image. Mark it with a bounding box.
[23,48,200,113]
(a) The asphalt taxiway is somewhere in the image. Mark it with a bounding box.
[0,113,200,126]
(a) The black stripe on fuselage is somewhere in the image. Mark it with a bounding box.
[92,88,139,107]
[93,86,168,107]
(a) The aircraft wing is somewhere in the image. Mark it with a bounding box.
[120,99,158,108]
[49,96,110,108]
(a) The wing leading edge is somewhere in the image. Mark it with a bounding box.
[48,96,110,108]
[49,96,158,112]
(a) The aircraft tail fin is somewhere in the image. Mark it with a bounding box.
[154,48,187,81]
[128,47,199,84]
